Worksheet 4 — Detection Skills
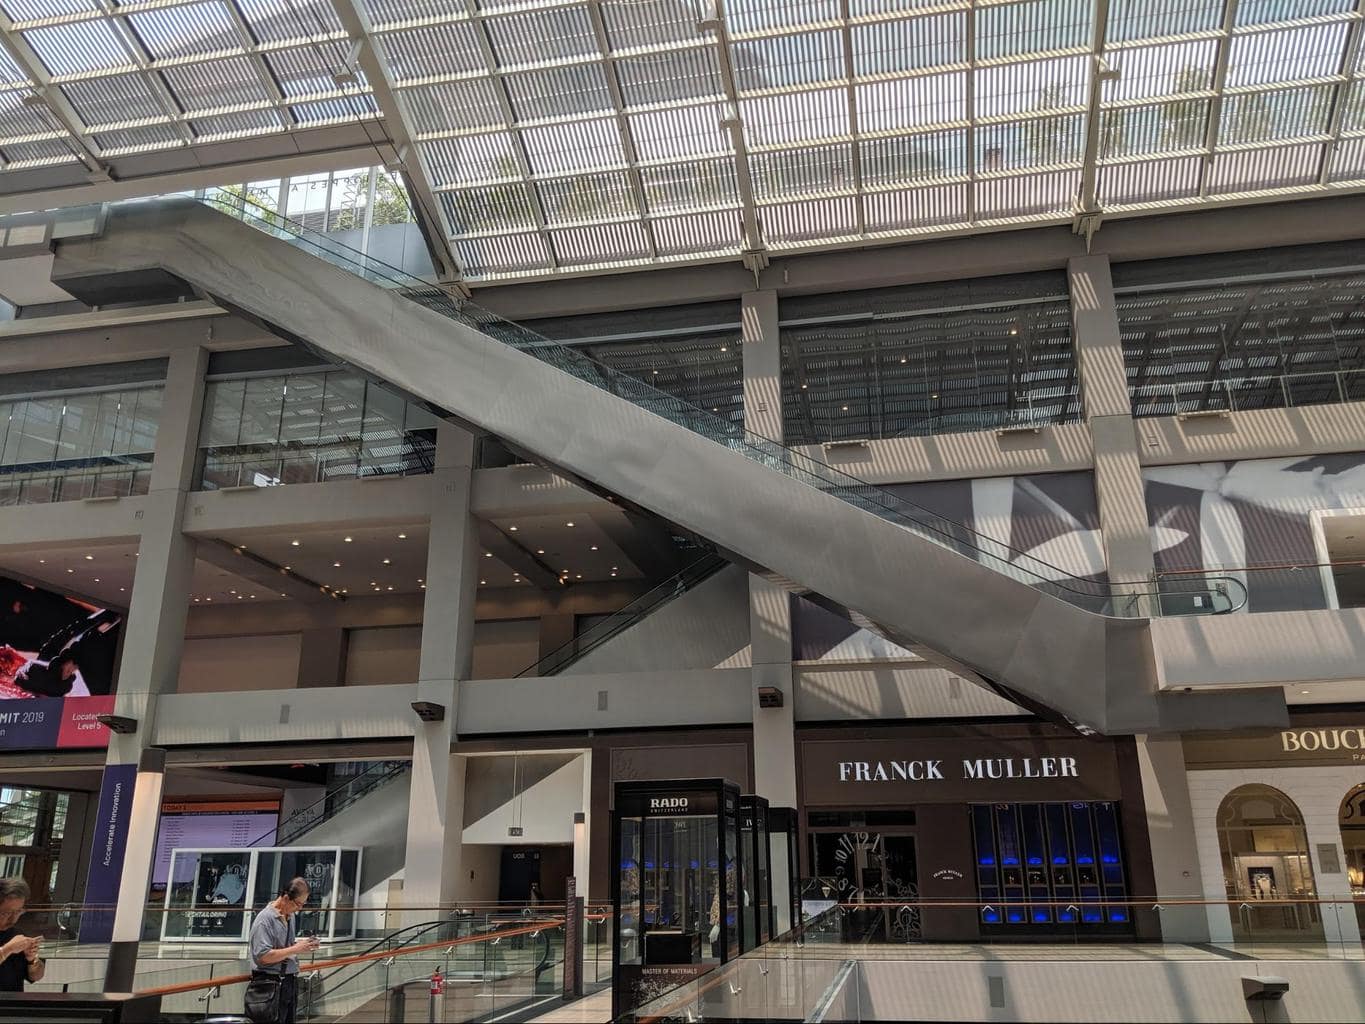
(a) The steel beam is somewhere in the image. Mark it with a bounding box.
[1318,0,1365,185]
[1197,0,1242,199]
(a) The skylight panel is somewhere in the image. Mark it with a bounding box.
[403,79,503,133]
[651,209,738,256]
[601,0,705,51]
[484,6,597,67]
[1106,0,1223,45]
[1207,142,1321,193]
[640,156,737,212]
[849,0,961,16]
[0,0,96,20]
[1226,22,1351,89]
[977,113,1084,171]
[61,73,165,127]
[538,170,638,222]
[762,195,857,244]
[629,104,729,161]
[1099,157,1201,205]
[977,170,1075,219]
[504,63,613,120]
[161,56,271,111]
[852,12,966,78]
[521,117,623,174]
[1235,0,1354,28]
[864,183,969,232]
[742,87,847,146]
[358,0,453,30]
[1328,137,1365,183]
[732,29,844,92]
[439,183,536,234]
[236,0,345,44]
[614,47,721,107]
[421,131,519,185]
[1218,84,1334,146]
[92,122,183,154]
[0,47,26,88]
[861,130,968,185]
[375,23,483,83]
[190,107,285,139]
[265,42,362,98]
[1101,40,1217,104]
[0,88,58,138]
[1342,80,1365,133]
[975,56,1086,119]
[975,0,1091,62]
[1099,100,1210,158]
[126,3,240,61]
[725,0,839,36]
[1,137,80,165]
[455,232,553,276]
[24,21,132,77]
[550,221,650,266]
[752,142,853,199]
[290,95,379,124]
[856,73,966,133]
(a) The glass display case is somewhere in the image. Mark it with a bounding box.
[611,779,740,1021]
[160,846,362,943]
[739,795,772,951]
[768,806,799,936]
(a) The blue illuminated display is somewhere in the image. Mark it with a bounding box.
[979,856,996,866]
[1076,856,1094,865]
[1053,857,1068,865]
[1027,857,1042,865]
[1032,911,1050,923]
[1003,857,1019,865]
[1007,912,1024,923]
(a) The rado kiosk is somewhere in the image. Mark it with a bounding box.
[739,795,774,951]
[611,779,741,1020]
[768,806,800,935]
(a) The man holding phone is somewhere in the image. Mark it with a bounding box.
[0,878,43,992]
[248,877,320,1024]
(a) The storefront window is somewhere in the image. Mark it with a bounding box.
[1217,784,1321,940]
[1339,784,1365,933]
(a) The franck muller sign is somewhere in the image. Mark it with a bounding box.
[804,737,1119,805]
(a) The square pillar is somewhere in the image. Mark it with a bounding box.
[401,423,479,924]
[98,345,207,989]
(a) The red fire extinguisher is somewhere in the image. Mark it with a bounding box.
[430,968,445,997]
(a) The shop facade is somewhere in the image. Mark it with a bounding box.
[796,723,1158,942]
[1183,713,1365,946]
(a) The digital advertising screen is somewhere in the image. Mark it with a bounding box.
[0,574,121,749]
[152,800,281,892]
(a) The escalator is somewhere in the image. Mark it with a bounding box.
[251,761,410,849]
[46,197,1287,733]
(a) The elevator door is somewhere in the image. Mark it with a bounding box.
[811,831,921,942]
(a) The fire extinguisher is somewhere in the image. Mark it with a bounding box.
[430,968,445,997]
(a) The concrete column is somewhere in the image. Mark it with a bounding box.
[297,628,348,687]
[1134,735,1209,942]
[742,289,797,806]
[401,423,479,924]
[101,344,207,989]
[1068,254,1154,587]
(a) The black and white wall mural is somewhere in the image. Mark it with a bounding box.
[1144,454,1365,613]
[794,471,1105,661]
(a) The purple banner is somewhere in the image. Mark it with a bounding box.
[0,698,62,748]
[78,763,137,943]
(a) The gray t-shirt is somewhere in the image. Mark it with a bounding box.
[249,904,297,975]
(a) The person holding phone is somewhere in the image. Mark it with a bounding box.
[247,877,319,1024]
[0,878,43,992]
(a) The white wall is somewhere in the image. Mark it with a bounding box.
[345,625,421,685]
[471,618,539,679]
[1185,765,1362,946]
[462,755,584,846]
[177,634,301,693]
[452,843,502,903]
[795,664,1023,720]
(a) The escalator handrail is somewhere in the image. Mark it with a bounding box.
[155,192,1241,615]
[516,550,729,677]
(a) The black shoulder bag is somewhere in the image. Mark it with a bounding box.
[244,970,284,1024]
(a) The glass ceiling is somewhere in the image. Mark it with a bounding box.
[2,0,1364,282]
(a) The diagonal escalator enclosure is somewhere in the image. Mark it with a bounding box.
[46,198,1286,734]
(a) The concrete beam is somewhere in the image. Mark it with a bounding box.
[0,498,145,553]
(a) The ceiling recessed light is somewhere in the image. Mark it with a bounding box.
[119,587,126,592]
[508,525,518,532]
[480,579,487,585]
[1301,689,1311,695]
[485,552,492,558]
[610,571,617,577]
[344,536,353,543]
[93,578,99,582]
[719,345,727,352]
[229,590,236,594]
[611,566,618,571]
[382,558,391,565]
[801,383,808,389]
[249,594,256,599]
[590,545,598,551]
[576,574,582,579]
[237,594,243,599]
[386,586,394,591]
[566,521,575,527]
[333,561,341,567]
[398,533,407,539]
[84,555,93,561]
[66,568,73,574]
[37,559,44,564]
[291,540,300,546]
[284,566,291,571]
[841,405,849,411]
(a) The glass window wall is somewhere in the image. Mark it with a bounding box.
[196,370,438,490]
[1216,784,1322,941]
[1117,269,1365,417]
[781,280,1079,444]
[0,386,161,506]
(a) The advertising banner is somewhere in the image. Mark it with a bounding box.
[78,762,138,943]
[0,575,121,749]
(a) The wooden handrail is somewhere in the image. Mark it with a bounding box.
[136,918,563,998]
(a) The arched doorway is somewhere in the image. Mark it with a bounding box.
[1338,784,1365,933]
[1216,784,1322,941]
